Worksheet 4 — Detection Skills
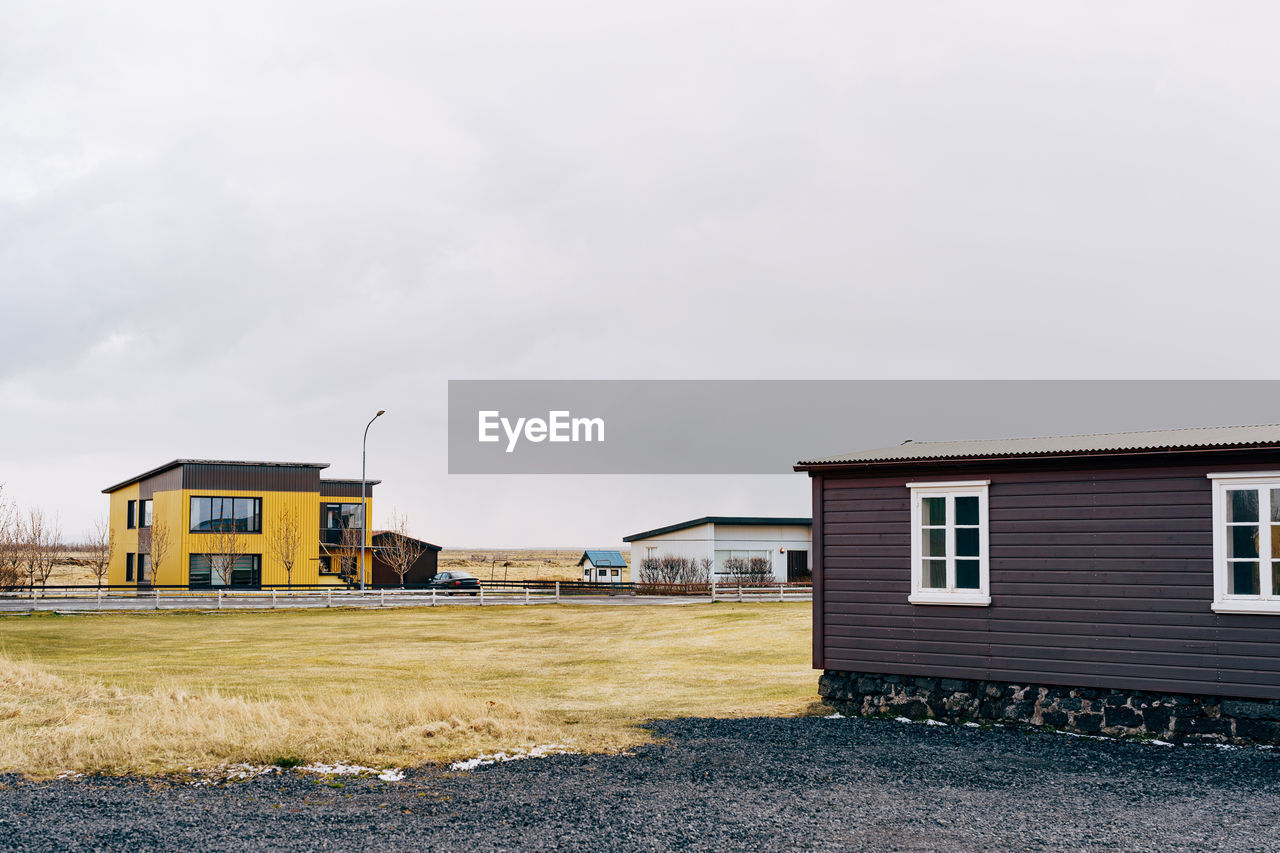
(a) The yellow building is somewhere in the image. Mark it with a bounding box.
[102,460,379,588]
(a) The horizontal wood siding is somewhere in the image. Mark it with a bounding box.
[817,460,1280,700]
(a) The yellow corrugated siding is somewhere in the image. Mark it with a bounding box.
[105,482,374,587]
[107,484,140,585]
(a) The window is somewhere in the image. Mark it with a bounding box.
[125,553,135,582]
[190,497,262,533]
[139,499,153,528]
[318,555,337,574]
[138,553,152,584]
[127,501,136,529]
[322,503,364,544]
[1209,473,1280,614]
[611,569,620,577]
[188,554,262,588]
[908,480,990,606]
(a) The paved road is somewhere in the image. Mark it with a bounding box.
[1,716,1276,851]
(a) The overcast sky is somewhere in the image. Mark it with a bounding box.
[3,2,1280,546]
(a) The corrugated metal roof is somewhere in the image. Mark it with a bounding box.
[579,550,628,568]
[797,424,1280,466]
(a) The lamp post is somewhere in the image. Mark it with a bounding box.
[360,409,385,593]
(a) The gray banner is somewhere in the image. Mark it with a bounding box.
[448,380,1280,474]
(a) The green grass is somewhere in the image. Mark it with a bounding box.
[0,603,816,776]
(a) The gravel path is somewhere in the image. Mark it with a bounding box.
[2,716,1278,851]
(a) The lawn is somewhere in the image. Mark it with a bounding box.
[0,603,815,777]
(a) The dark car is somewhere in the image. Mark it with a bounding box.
[424,571,481,595]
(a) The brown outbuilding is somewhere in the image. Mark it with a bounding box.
[797,424,1280,742]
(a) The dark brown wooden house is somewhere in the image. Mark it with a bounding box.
[796,425,1280,742]
[370,531,441,586]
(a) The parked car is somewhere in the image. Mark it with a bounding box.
[424,571,481,595]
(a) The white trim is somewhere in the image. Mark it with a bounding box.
[908,481,990,607]
[908,592,992,607]
[1210,473,1280,615]
[1208,471,1280,481]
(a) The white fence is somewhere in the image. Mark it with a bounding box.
[710,584,812,603]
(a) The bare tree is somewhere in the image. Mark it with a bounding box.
[637,554,712,586]
[147,516,171,587]
[19,508,62,590]
[723,555,774,585]
[0,487,19,589]
[207,522,243,587]
[382,509,425,587]
[270,505,301,589]
[88,517,113,589]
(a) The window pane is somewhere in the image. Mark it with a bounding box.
[188,555,212,587]
[955,496,979,526]
[1229,561,1260,596]
[922,497,946,526]
[233,498,258,532]
[1272,490,1280,522]
[190,498,211,531]
[956,560,980,589]
[1274,562,1280,599]
[1228,490,1259,524]
[922,528,946,558]
[923,559,946,589]
[955,527,979,557]
[1230,525,1259,560]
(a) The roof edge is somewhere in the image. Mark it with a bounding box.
[623,516,812,542]
[103,459,331,494]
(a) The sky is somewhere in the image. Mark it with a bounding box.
[3,1,1280,546]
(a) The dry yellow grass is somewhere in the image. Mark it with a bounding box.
[0,603,813,777]
[438,548,629,582]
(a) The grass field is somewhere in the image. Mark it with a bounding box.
[0,603,814,777]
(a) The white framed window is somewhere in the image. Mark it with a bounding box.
[1209,472,1280,614]
[908,480,991,606]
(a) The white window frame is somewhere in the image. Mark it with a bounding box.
[1208,472,1280,615]
[908,480,991,606]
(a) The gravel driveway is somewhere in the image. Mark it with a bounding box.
[2,716,1277,851]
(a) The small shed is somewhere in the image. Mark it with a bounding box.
[796,424,1280,742]
[370,531,442,586]
[578,550,628,583]
[623,517,812,583]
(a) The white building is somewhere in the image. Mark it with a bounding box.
[578,550,628,584]
[623,517,812,583]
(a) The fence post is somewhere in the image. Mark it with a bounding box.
[431,589,436,607]
[380,590,385,607]
[555,581,560,603]
[272,589,277,609]
[780,585,785,602]
[218,589,222,610]
[154,588,160,610]
[524,589,529,605]
[737,584,743,603]
[480,587,485,606]
[327,589,332,608]
[97,587,102,612]
[711,582,717,602]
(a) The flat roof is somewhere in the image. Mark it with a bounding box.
[320,478,383,486]
[103,459,330,494]
[623,516,812,542]
[796,424,1280,468]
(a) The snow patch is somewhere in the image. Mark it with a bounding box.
[924,719,948,727]
[894,716,912,723]
[963,722,981,728]
[449,744,576,772]
[823,712,845,720]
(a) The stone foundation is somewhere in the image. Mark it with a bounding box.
[819,671,1280,744]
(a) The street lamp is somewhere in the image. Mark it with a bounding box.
[360,409,385,593]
